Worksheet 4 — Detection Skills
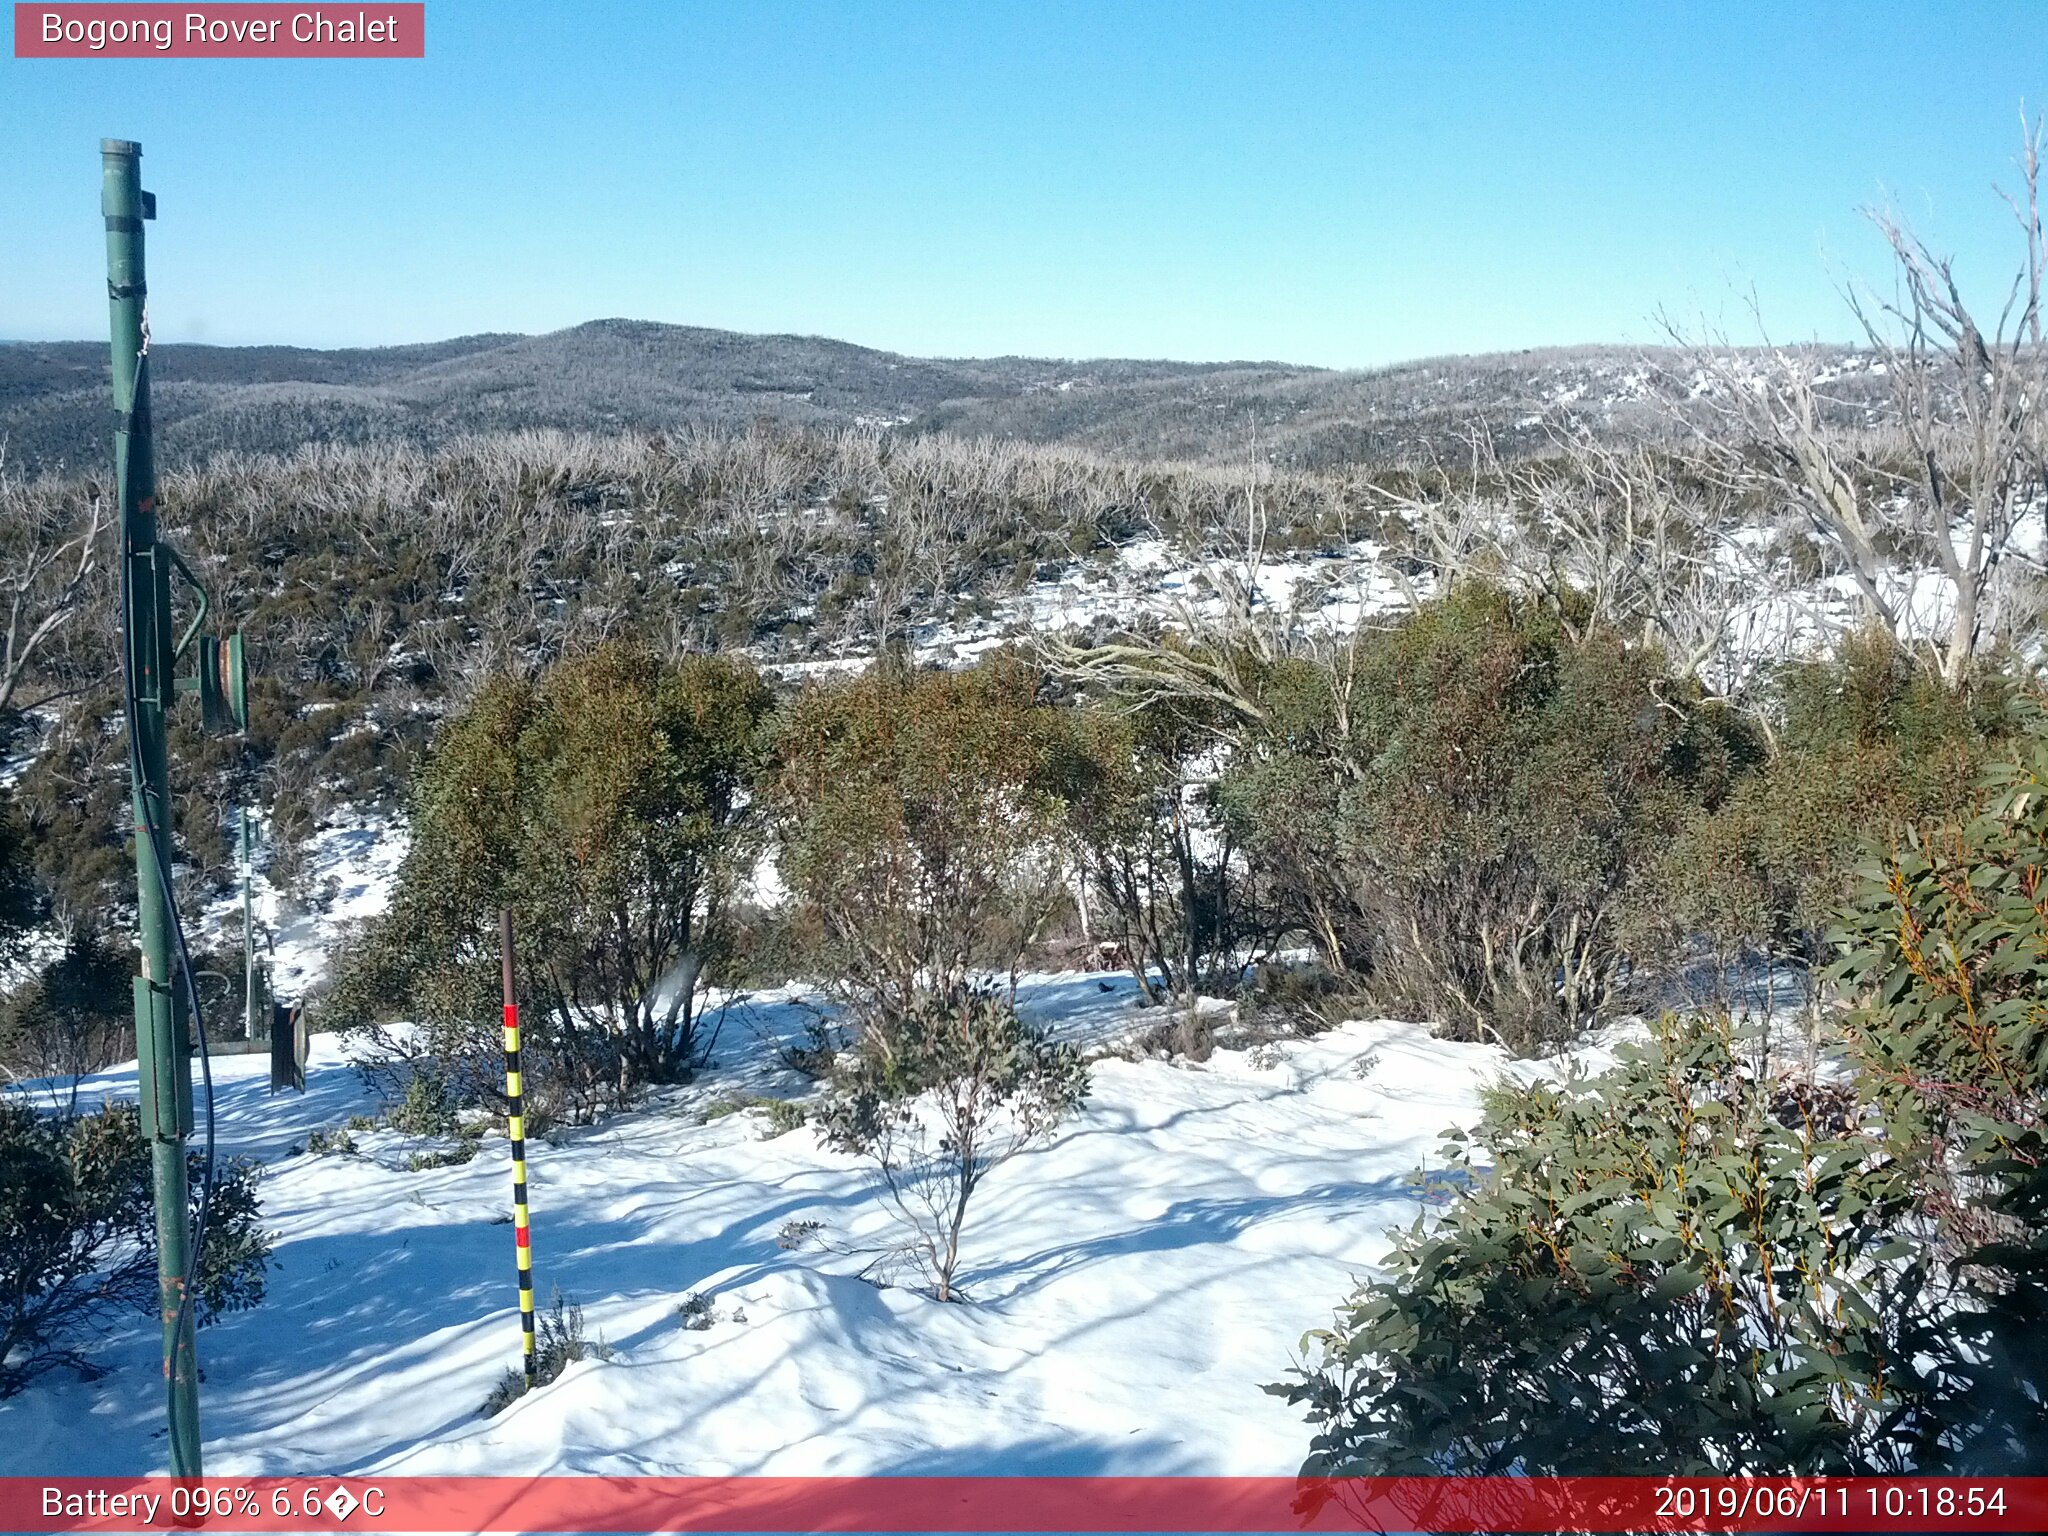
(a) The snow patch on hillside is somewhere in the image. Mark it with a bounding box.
[195,815,410,1008]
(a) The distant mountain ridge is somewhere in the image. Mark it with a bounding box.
[0,318,1879,473]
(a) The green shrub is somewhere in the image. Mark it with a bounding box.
[387,1069,458,1138]
[818,988,1088,1301]
[479,1288,612,1415]
[1222,584,1753,1050]
[1273,1012,1953,1474]
[0,789,40,977]
[1828,711,2048,1465]
[405,1143,478,1171]
[1,1100,271,1396]
[329,643,774,1122]
[0,929,130,1087]
[1280,715,2048,1478]
[702,1094,807,1135]
[769,658,1072,1031]
[1651,630,2004,971]
[762,1098,808,1136]
[1061,697,1263,1011]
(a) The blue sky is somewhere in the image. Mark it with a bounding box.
[2,1,2043,364]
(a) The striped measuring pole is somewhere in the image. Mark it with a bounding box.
[500,909,537,1389]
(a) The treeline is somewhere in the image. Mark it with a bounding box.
[4,324,1873,476]
[2,424,1391,931]
[328,592,2017,1104]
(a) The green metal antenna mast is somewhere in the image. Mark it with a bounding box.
[104,137,248,1480]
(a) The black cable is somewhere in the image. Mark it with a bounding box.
[114,359,216,1473]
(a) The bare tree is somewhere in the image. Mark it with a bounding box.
[1384,423,1818,708]
[817,989,1087,1302]
[0,450,107,722]
[1036,456,1307,737]
[1681,114,2048,688]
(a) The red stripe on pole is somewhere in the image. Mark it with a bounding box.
[514,1225,529,1247]
[14,5,425,58]
[5,1476,2046,1532]
[503,1003,518,1031]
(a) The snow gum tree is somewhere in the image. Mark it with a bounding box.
[329,643,773,1116]
[1062,697,1271,1024]
[1682,115,2047,690]
[768,657,1072,1043]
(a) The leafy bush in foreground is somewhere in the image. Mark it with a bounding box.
[1828,712,2048,1463]
[1,1100,271,1397]
[1274,1013,1956,1473]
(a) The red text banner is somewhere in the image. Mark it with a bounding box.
[2,1476,2045,1533]
[14,5,424,58]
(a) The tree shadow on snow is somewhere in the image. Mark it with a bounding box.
[968,1176,1423,1303]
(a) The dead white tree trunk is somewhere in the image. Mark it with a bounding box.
[1681,113,2047,689]
[0,451,107,721]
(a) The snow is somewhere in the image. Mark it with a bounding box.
[194,814,410,1005]
[0,970,1522,1479]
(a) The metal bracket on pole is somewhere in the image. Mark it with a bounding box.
[132,975,190,1140]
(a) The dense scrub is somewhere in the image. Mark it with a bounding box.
[769,659,1077,1035]
[1278,721,2048,1474]
[2,425,1379,927]
[1217,585,1757,1049]
[1648,628,2010,983]
[2,328,1857,476]
[319,573,2026,1094]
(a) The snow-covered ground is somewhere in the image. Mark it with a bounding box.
[0,968,1525,1479]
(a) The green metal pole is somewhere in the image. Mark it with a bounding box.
[242,807,257,1040]
[104,137,203,1479]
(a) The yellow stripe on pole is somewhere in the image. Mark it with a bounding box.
[508,1114,524,1142]
[513,1159,526,1182]
[503,1026,519,1051]
[506,1070,522,1097]
[519,1287,536,1311]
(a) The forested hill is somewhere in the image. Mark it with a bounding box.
[0,319,1881,474]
